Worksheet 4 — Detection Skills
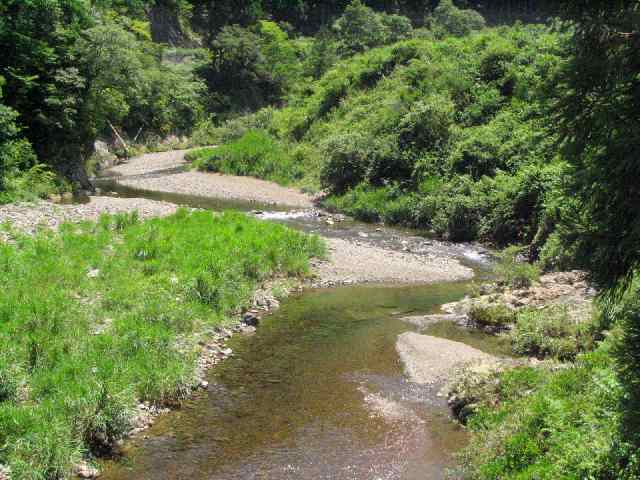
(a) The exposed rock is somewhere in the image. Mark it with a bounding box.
[400,313,467,330]
[0,197,177,242]
[74,461,100,479]
[442,270,596,328]
[396,332,496,385]
[242,313,260,327]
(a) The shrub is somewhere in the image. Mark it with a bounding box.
[468,304,517,331]
[320,132,370,193]
[429,0,486,38]
[456,346,639,479]
[510,305,596,360]
[332,0,388,55]
[379,13,414,43]
[603,271,640,444]
[494,246,540,288]
[398,94,454,154]
[199,25,283,113]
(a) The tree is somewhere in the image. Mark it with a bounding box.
[199,25,282,114]
[555,0,640,286]
[0,0,94,189]
[429,0,486,37]
[333,0,389,55]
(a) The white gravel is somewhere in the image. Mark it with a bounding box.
[104,150,314,209]
[312,237,473,285]
[0,197,177,240]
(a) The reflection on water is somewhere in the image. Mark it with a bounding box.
[101,283,478,480]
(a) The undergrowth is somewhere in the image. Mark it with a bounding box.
[454,344,640,479]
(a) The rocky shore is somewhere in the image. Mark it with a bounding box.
[0,197,177,242]
[395,269,597,424]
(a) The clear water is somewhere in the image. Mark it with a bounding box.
[93,172,499,480]
[101,283,474,480]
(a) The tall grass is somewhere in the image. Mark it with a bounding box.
[0,210,323,479]
[187,130,304,186]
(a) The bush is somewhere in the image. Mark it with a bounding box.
[0,94,58,203]
[379,13,414,43]
[199,25,283,114]
[319,132,370,193]
[510,305,596,361]
[429,0,486,38]
[603,272,640,444]
[457,346,639,479]
[494,246,540,288]
[468,304,516,331]
[332,0,388,55]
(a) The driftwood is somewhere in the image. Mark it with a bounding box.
[107,121,130,158]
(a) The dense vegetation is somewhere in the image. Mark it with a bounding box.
[0,210,322,478]
[3,0,640,478]
[185,1,640,478]
[191,1,563,252]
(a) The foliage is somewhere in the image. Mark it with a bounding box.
[551,1,640,287]
[468,304,516,331]
[211,24,564,247]
[333,0,390,55]
[75,23,205,140]
[456,346,640,479]
[601,270,640,445]
[494,246,540,288]
[188,130,304,185]
[0,210,323,478]
[429,0,486,37]
[198,22,302,115]
[0,0,94,187]
[510,305,596,361]
[0,81,57,203]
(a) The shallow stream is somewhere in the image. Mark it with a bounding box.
[95,174,498,480]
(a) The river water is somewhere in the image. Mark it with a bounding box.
[95,178,498,480]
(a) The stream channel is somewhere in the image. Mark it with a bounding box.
[95,174,500,480]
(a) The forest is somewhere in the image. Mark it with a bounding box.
[1,0,640,479]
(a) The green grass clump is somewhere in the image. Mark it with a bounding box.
[0,210,323,479]
[510,305,596,361]
[468,304,516,331]
[455,345,639,479]
[494,246,540,289]
[188,130,304,186]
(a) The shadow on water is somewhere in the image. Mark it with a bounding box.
[101,283,479,480]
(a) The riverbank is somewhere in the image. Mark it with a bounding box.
[0,209,323,480]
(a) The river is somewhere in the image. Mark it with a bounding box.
[94,162,498,480]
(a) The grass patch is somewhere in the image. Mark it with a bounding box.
[0,210,323,479]
[187,130,304,186]
[468,304,516,332]
[510,305,597,361]
[454,345,639,479]
[494,246,540,289]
